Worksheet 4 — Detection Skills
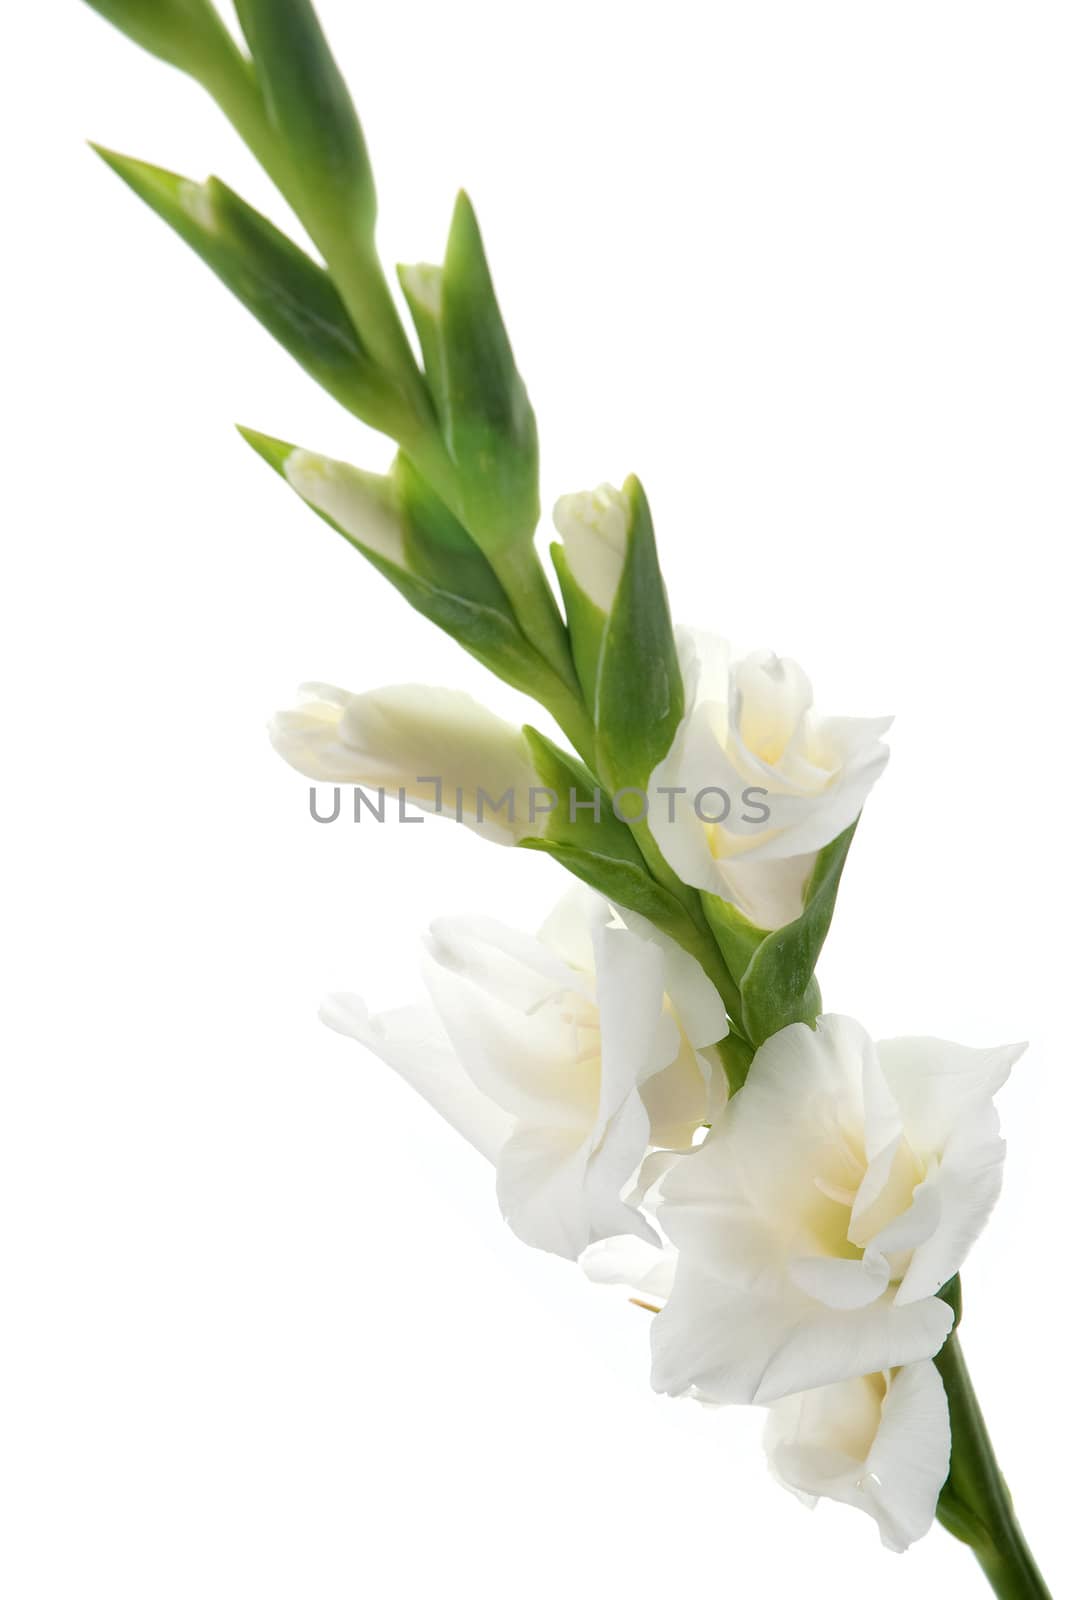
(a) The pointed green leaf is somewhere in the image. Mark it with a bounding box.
[82,0,240,81]
[401,202,576,685]
[550,542,604,710]
[737,823,858,1046]
[700,894,768,987]
[594,476,684,790]
[92,149,408,434]
[239,431,568,706]
[398,264,447,419]
[232,0,376,244]
[520,727,647,868]
[440,191,540,549]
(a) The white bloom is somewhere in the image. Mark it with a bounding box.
[765,1361,951,1553]
[582,1236,950,1550]
[649,630,891,928]
[552,484,629,613]
[651,1014,1022,1404]
[322,891,728,1259]
[270,683,539,844]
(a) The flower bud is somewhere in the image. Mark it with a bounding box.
[270,683,541,845]
[234,0,378,245]
[552,483,629,615]
[553,476,683,791]
[281,450,407,569]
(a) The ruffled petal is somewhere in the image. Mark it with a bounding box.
[765,1361,950,1552]
[320,994,513,1162]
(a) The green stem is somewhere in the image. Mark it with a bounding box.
[201,53,431,420]
[936,1327,1051,1599]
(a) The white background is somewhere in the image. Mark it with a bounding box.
[3,2,1069,1595]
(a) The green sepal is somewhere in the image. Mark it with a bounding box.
[433,191,539,552]
[397,264,447,421]
[594,476,683,790]
[550,542,604,710]
[520,728,646,865]
[239,430,567,707]
[82,0,240,81]
[735,823,858,1047]
[398,197,574,681]
[938,1274,963,1328]
[715,1031,754,1098]
[701,894,768,987]
[232,0,377,245]
[91,149,406,435]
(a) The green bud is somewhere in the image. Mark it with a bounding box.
[92,149,408,436]
[400,192,539,554]
[233,0,377,247]
[82,0,240,81]
[239,432,571,709]
[725,821,859,1047]
[556,475,683,792]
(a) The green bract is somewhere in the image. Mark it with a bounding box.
[93,151,408,436]
[83,0,239,79]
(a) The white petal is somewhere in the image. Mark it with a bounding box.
[421,927,594,1128]
[731,651,814,769]
[765,1361,950,1552]
[651,1260,952,1404]
[496,1109,657,1260]
[591,921,679,1114]
[284,450,406,566]
[787,1253,890,1310]
[878,1036,1024,1154]
[496,1127,592,1258]
[581,1235,678,1300]
[538,885,607,971]
[879,1036,1022,1303]
[319,993,512,1162]
[613,905,729,1047]
[896,1104,1007,1304]
[552,483,629,612]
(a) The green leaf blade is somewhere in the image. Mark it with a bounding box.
[93,149,405,433]
[738,823,858,1046]
[83,0,240,81]
[233,0,377,244]
[594,476,684,791]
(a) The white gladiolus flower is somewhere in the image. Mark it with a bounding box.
[552,484,630,612]
[322,891,728,1259]
[649,630,892,929]
[651,1015,1022,1405]
[764,1361,951,1553]
[269,682,540,844]
[581,1232,949,1549]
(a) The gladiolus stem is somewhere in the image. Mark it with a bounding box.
[936,1327,1051,1598]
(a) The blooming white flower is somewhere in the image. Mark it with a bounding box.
[649,631,891,929]
[764,1361,951,1553]
[651,1014,1022,1404]
[322,891,728,1259]
[270,682,540,844]
[582,1232,951,1551]
[552,484,630,613]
